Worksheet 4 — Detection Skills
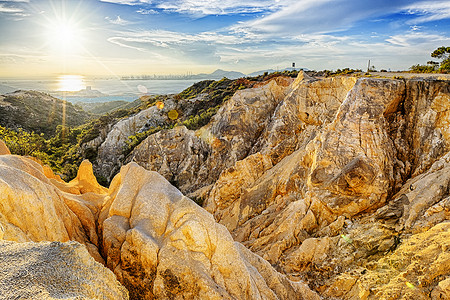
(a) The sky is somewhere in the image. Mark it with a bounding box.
[0,0,450,77]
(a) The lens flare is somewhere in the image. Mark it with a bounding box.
[168,110,179,120]
[156,101,164,109]
[137,85,148,94]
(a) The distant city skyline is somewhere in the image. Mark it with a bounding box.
[0,0,450,77]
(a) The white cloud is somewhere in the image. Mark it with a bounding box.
[386,32,450,48]
[236,0,420,37]
[0,2,29,19]
[137,8,158,14]
[102,0,287,15]
[0,3,23,13]
[105,15,131,25]
[406,1,450,24]
[155,0,286,16]
[100,0,152,5]
[108,29,242,48]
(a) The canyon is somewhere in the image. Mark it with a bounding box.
[0,72,449,299]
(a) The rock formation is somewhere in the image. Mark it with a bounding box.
[0,72,449,299]
[127,78,293,195]
[96,99,178,181]
[0,240,129,299]
[0,143,318,299]
[99,162,318,299]
[112,73,449,298]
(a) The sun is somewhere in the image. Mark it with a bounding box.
[44,15,84,55]
[54,23,77,45]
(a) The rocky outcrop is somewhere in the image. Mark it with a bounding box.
[127,78,291,195]
[0,240,128,299]
[99,162,318,299]
[201,75,450,297]
[96,99,178,181]
[250,72,357,164]
[0,139,10,155]
[0,73,449,299]
[0,142,317,299]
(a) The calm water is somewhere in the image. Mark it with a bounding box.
[1,77,201,102]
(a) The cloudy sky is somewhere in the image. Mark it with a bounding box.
[0,0,449,77]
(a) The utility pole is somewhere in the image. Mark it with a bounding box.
[367,60,371,73]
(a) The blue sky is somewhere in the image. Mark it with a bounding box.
[0,0,449,77]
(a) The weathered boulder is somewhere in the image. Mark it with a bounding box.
[0,240,128,299]
[0,155,106,262]
[0,142,318,299]
[99,162,318,299]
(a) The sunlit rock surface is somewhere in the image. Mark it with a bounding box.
[100,162,318,299]
[202,75,450,297]
[126,78,291,195]
[0,139,10,155]
[121,73,450,298]
[0,142,317,299]
[0,73,449,299]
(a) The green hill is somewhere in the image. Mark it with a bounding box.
[0,90,90,137]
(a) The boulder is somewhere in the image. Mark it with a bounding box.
[99,162,318,299]
[0,240,128,299]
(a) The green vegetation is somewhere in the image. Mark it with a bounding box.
[410,46,450,73]
[78,100,131,115]
[309,68,362,77]
[0,125,83,179]
[431,46,450,72]
[123,126,169,156]
[179,105,220,130]
[0,91,90,137]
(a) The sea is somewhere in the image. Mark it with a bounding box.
[0,77,201,103]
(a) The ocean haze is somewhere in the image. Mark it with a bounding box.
[0,78,201,102]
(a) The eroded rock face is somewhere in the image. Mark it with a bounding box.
[96,100,178,181]
[0,74,449,299]
[201,75,450,297]
[0,240,128,300]
[251,73,357,164]
[0,139,10,155]
[99,162,318,299]
[0,143,318,299]
[127,78,291,195]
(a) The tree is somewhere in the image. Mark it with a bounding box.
[431,46,450,72]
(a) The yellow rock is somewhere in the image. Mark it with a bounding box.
[0,140,10,155]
